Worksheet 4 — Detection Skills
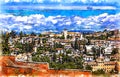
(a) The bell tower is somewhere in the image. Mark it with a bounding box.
[63,29,68,40]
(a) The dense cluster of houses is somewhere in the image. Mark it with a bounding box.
[7,29,120,73]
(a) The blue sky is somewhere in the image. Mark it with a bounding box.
[0,0,119,32]
[0,12,119,33]
[1,0,120,4]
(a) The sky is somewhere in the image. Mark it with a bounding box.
[0,13,119,33]
[1,0,120,4]
[0,0,119,33]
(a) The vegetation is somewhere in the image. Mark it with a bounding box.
[92,69,105,75]
[2,32,10,55]
[85,65,92,71]
[111,48,119,55]
[1,29,119,72]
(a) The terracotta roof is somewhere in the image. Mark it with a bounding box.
[56,48,63,50]
[108,37,120,41]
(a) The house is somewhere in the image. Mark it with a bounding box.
[54,34,63,37]
[85,45,94,54]
[83,55,94,62]
[86,61,116,73]
[56,48,64,54]
[104,46,113,54]
[8,37,13,45]
[117,61,120,74]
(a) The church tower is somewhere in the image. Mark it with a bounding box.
[63,29,68,40]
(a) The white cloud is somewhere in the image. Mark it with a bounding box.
[14,0,20,2]
[84,26,91,29]
[24,25,32,29]
[4,0,9,3]
[81,0,87,3]
[0,13,119,32]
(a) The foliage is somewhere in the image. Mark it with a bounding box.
[22,43,34,53]
[54,43,63,48]
[111,48,119,55]
[19,31,24,39]
[85,65,92,71]
[2,32,10,55]
[14,42,23,49]
[67,35,72,39]
[31,32,36,36]
[92,69,105,75]
[42,38,47,43]
[10,30,16,38]
[60,35,65,39]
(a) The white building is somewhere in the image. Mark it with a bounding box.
[85,45,94,54]
[104,46,113,54]
[63,29,68,40]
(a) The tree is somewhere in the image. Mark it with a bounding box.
[19,31,24,39]
[85,65,92,71]
[41,56,50,62]
[74,38,79,50]
[67,35,72,39]
[92,47,97,60]
[103,29,107,32]
[10,30,16,38]
[74,56,84,69]
[110,69,115,74]
[39,34,42,37]
[52,53,57,62]
[111,48,119,55]
[22,43,34,53]
[2,32,10,55]
[31,32,36,36]
[86,39,91,45]
[99,35,107,40]
[54,43,63,48]
[92,69,105,75]
[42,38,47,43]
[83,45,87,54]
[66,50,72,54]
[59,35,64,39]
[114,62,119,74]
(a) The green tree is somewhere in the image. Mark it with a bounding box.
[85,65,92,71]
[99,35,107,40]
[52,53,57,62]
[111,48,119,55]
[67,35,72,39]
[22,43,33,53]
[42,38,47,43]
[31,32,36,36]
[74,38,79,50]
[54,43,63,48]
[10,30,16,38]
[19,31,24,39]
[92,47,97,60]
[110,69,115,74]
[86,39,91,45]
[66,50,72,54]
[92,69,105,75]
[39,33,42,37]
[2,32,10,55]
[74,56,84,69]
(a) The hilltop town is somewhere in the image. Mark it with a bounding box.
[1,29,120,75]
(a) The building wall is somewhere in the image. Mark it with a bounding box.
[91,62,115,73]
[0,56,91,77]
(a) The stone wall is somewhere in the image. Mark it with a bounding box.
[0,56,91,77]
